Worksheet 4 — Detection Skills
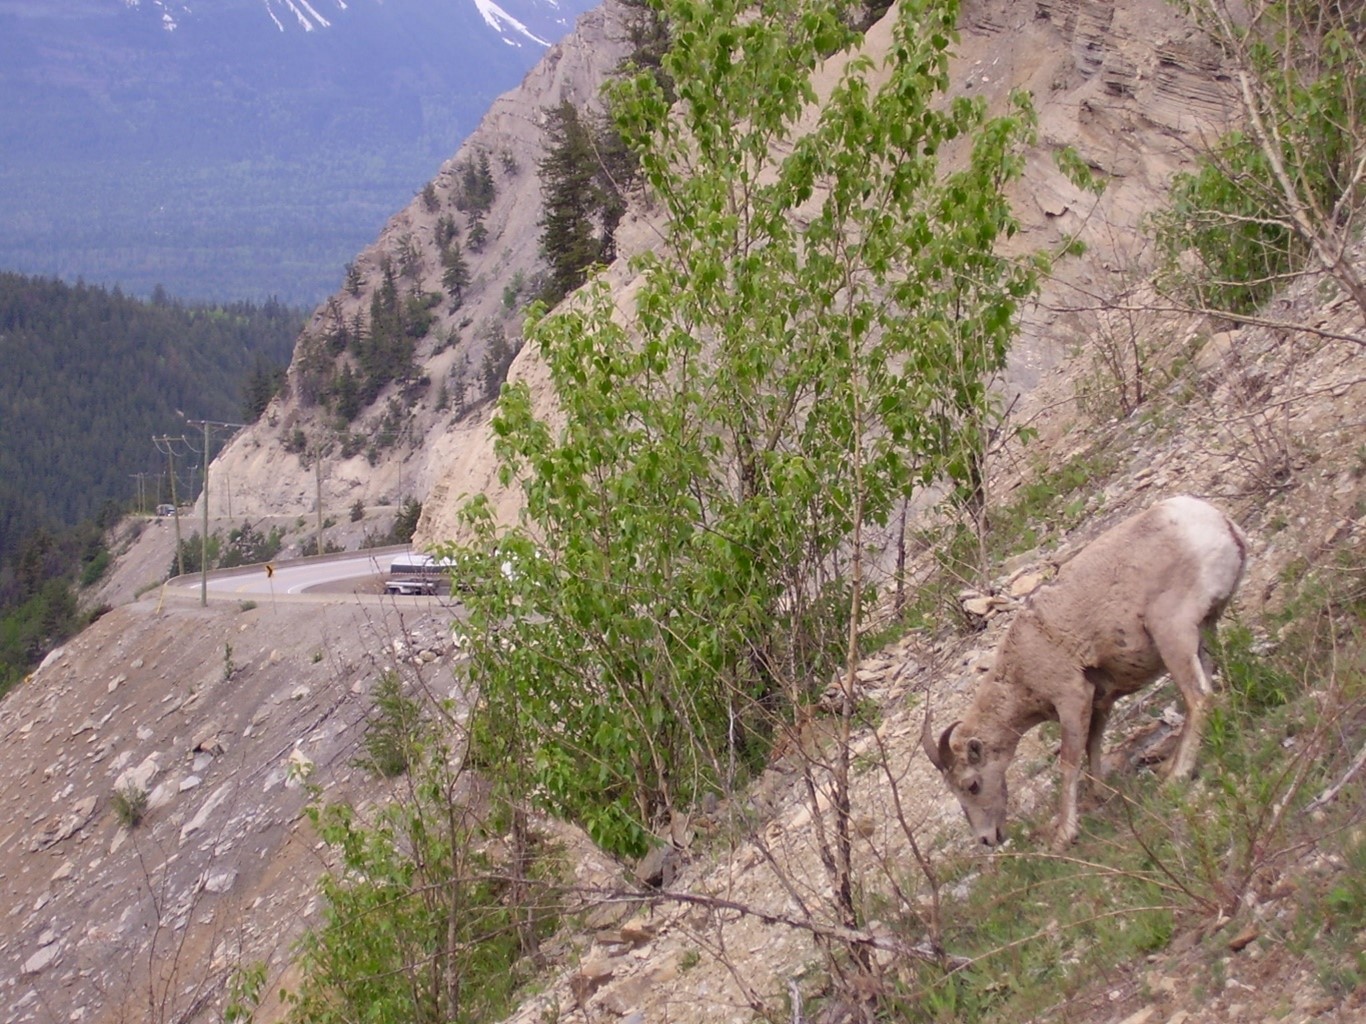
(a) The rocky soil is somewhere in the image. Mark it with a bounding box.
[2,574,467,1023]
[476,256,1365,1024]
[2,1,1363,1023]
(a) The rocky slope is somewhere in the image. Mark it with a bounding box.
[6,285,1359,1023]
[495,250,1364,1024]
[4,2,1363,1023]
[2,591,467,1022]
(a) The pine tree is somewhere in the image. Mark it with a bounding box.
[332,363,362,422]
[241,354,285,423]
[434,213,460,252]
[537,101,608,305]
[441,242,470,309]
[467,213,489,253]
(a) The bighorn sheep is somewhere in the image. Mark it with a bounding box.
[923,495,1248,850]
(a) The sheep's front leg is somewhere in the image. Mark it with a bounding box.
[1053,700,1092,850]
[1073,699,1116,814]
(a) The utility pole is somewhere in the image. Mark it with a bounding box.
[153,435,189,578]
[315,446,324,558]
[129,472,147,516]
[189,419,245,607]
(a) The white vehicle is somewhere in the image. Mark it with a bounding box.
[384,576,437,596]
[386,552,452,595]
[387,553,455,576]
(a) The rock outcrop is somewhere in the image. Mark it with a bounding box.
[207,0,636,528]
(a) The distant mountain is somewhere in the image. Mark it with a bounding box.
[0,0,599,305]
[120,0,578,47]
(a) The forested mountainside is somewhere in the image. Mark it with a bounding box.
[0,273,302,564]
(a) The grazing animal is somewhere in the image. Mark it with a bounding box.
[922,495,1248,850]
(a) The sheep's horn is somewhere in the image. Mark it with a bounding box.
[939,720,961,770]
[928,715,961,775]
[921,705,940,768]
[922,707,958,771]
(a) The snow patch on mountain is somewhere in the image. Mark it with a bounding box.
[121,0,182,32]
[123,0,560,42]
[473,0,551,46]
[123,0,348,34]
[262,0,343,32]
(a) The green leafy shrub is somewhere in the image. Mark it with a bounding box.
[448,0,1048,860]
[357,671,425,778]
[289,750,559,1024]
[1152,1,1366,316]
[1155,136,1295,314]
[112,783,148,828]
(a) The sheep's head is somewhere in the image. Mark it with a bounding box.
[921,712,1009,847]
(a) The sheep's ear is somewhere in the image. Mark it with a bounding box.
[966,737,984,765]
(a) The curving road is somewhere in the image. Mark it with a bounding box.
[161,546,452,603]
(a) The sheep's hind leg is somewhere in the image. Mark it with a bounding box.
[1149,607,1214,781]
[1085,695,1115,783]
[1081,697,1116,811]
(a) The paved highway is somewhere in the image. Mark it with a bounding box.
[161,546,449,602]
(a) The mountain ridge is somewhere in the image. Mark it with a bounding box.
[115,0,572,46]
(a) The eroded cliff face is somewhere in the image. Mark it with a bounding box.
[420,0,1240,546]
[206,0,635,529]
[209,0,1238,555]
[933,0,1233,381]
